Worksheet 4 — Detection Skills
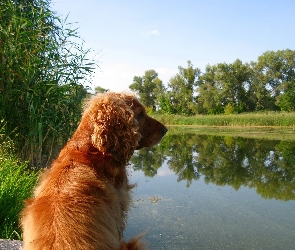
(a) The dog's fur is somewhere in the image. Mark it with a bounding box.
[20,92,167,250]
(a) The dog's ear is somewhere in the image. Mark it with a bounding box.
[90,95,141,164]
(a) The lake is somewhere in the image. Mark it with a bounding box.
[124,129,295,249]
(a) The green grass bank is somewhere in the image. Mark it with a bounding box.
[152,112,295,127]
[0,139,39,240]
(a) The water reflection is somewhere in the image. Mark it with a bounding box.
[131,133,295,201]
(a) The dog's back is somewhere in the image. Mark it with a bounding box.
[21,154,133,250]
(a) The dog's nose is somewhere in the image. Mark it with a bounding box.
[162,126,168,135]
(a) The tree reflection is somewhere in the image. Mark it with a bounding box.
[130,146,166,177]
[131,132,295,201]
[165,134,201,187]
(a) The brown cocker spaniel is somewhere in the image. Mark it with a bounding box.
[20,92,168,250]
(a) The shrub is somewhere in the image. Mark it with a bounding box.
[224,103,235,115]
[0,134,39,239]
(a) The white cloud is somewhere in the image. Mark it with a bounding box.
[148,29,160,36]
[142,29,161,37]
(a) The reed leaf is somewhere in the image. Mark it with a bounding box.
[0,0,96,165]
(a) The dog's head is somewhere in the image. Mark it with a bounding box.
[83,92,167,164]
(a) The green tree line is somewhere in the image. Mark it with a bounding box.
[129,50,295,115]
[0,0,95,164]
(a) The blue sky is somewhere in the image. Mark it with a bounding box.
[51,0,295,92]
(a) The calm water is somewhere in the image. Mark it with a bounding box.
[124,132,295,250]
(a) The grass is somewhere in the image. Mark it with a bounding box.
[152,111,295,127]
[0,139,39,240]
[152,112,295,141]
[166,125,295,141]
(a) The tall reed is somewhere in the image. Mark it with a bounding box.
[0,0,95,165]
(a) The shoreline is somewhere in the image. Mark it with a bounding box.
[165,125,295,141]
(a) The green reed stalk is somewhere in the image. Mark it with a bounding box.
[0,0,95,165]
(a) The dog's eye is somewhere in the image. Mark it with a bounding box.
[136,111,144,120]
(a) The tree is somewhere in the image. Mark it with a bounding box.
[215,60,252,113]
[198,65,223,114]
[129,70,164,110]
[249,61,275,111]
[255,50,295,111]
[167,61,200,115]
[94,86,109,94]
[128,49,295,115]
[198,60,252,114]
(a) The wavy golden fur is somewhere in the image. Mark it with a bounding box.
[20,92,167,250]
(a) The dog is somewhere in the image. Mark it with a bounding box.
[20,92,168,250]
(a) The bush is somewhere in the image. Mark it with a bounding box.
[224,103,235,115]
[0,157,39,239]
[0,137,39,240]
[0,122,39,239]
